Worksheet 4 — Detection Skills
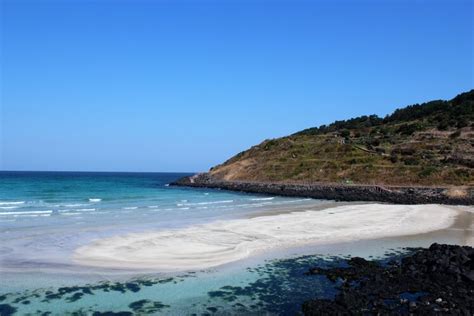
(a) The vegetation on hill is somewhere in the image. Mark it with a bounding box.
[209,90,474,186]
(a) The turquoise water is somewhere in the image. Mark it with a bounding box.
[1,171,346,315]
[0,172,322,275]
[2,172,462,315]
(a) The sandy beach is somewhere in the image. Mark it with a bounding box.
[73,203,467,271]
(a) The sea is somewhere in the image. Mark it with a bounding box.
[0,171,470,315]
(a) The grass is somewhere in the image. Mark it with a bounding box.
[209,125,474,186]
[209,92,474,186]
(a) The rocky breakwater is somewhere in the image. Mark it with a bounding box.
[171,173,474,205]
[302,243,474,315]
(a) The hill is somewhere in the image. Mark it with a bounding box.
[207,90,474,186]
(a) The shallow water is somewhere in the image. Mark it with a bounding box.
[0,241,414,315]
[0,171,472,315]
[0,172,323,275]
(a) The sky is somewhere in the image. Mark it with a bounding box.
[1,0,472,172]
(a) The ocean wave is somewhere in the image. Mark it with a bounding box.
[252,202,274,207]
[147,205,159,208]
[178,200,234,207]
[0,206,20,210]
[285,198,312,203]
[123,207,138,210]
[0,210,52,216]
[14,214,51,217]
[0,201,25,206]
[58,208,95,213]
[89,198,102,202]
[64,203,86,207]
[250,197,275,201]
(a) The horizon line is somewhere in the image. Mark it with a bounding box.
[0,170,198,174]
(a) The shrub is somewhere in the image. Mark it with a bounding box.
[457,118,469,128]
[399,147,416,156]
[340,129,350,138]
[402,157,419,165]
[450,130,461,138]
[437,120,450,130]
[397,123,424,135]
[370,139,381,147]
[390,153,398,163]
[454,168,471,179]
[263,139,278,150]
[419,166,438,178]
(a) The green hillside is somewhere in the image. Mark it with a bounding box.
[208,90,474,186]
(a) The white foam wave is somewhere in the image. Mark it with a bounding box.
[285,198,312,203]
[0,201,25,206]
[123,207,138,210]
[147,205,159,208]
[250,197,275,201]
[0,210,53,216]
[0,206,20,210]
[14,214,51,217]
[178,200,234,207]
[64,203,86,207]
[89,198,102,202]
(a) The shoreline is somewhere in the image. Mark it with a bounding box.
[73,203,461,272]
[171,173,474,205]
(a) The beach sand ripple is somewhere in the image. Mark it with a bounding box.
[73,204,458,271]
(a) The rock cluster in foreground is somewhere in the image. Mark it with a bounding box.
[302,243,474,315]
[172,173,474,205]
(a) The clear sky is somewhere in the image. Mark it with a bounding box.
[1,0,472,172]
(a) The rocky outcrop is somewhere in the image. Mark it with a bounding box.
[171,173,474,205]
[302,243,474,315]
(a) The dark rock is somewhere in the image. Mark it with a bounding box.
[0,304,17,316]
[171,173,474,205]
[302,243,474,315]
[92,312,133,316]
[128,299,149,311]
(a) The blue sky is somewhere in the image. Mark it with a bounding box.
[1,0,472,172]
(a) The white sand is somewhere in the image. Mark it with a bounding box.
[73,204,458,271]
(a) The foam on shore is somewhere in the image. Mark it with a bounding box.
[73,204,458,271]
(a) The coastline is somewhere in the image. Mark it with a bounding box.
[171,173,474,205]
